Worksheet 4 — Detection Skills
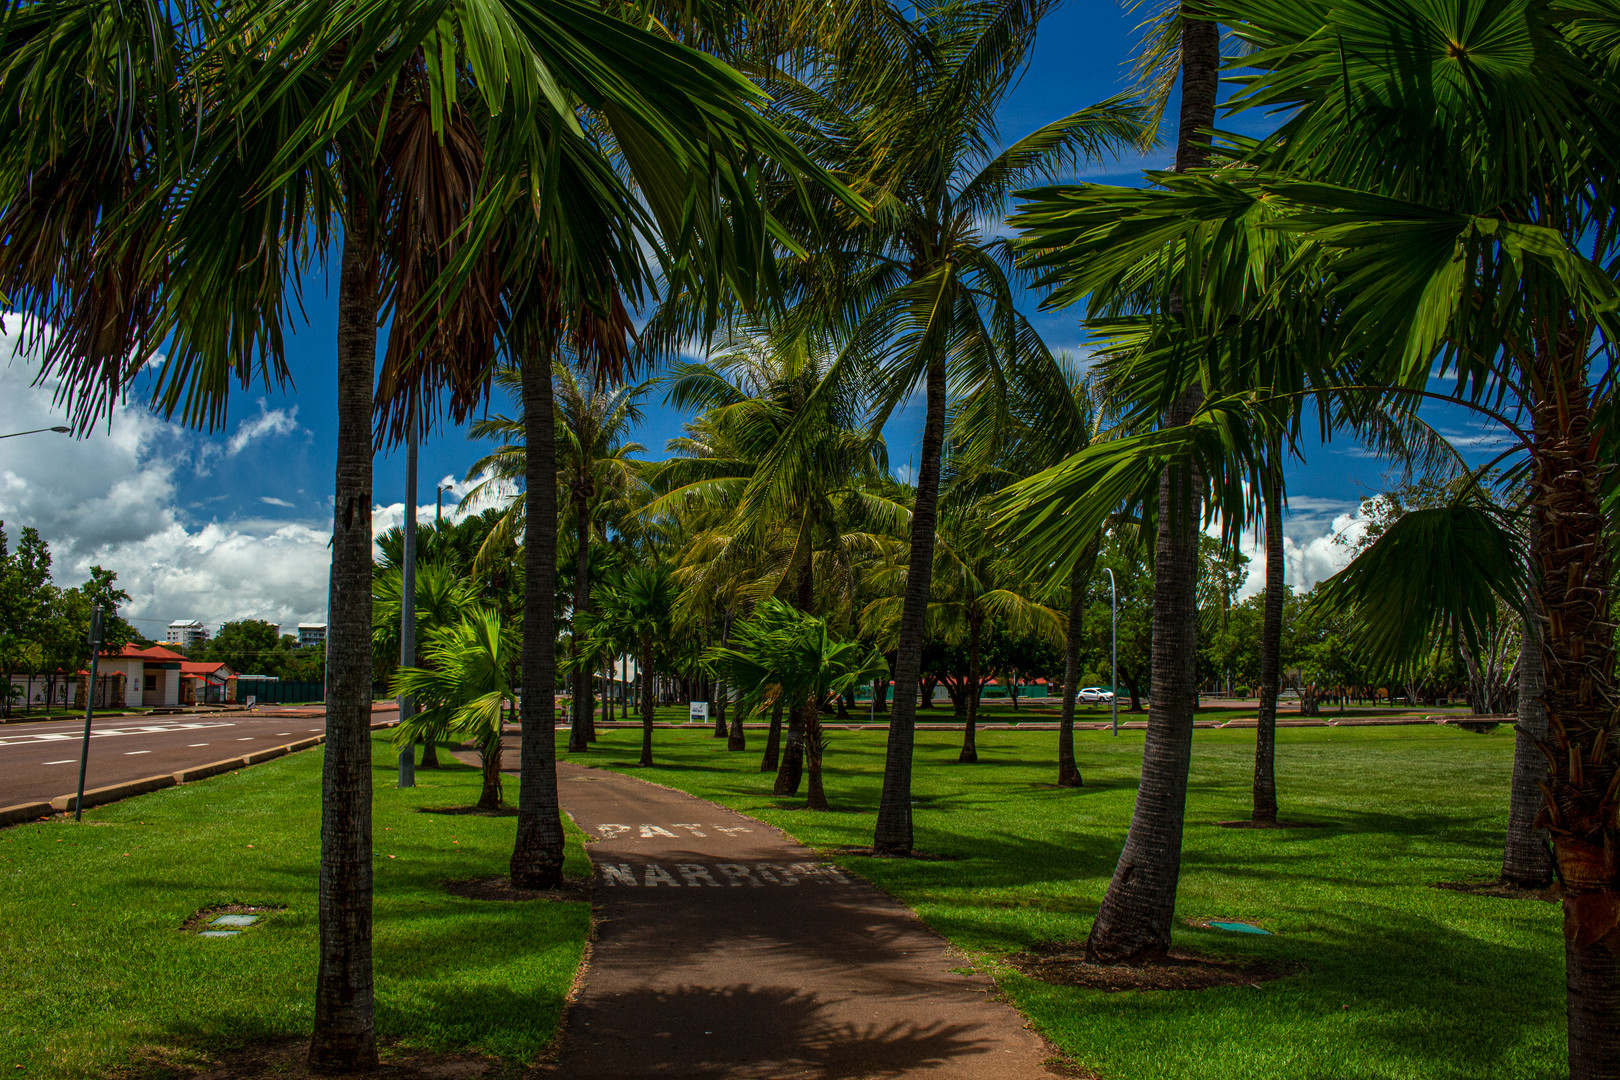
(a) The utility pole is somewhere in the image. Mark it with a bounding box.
[1103,566,1118,737]
[73,604,104,821]
[398,418,418,788]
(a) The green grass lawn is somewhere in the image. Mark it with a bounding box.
[568,724,1565,1080]
[605,700,1471,727]
[0,731,591,1079]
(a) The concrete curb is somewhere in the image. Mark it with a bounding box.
[49,774,175,813]
[0,801,53,827]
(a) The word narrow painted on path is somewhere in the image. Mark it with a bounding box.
[596,860,850,887]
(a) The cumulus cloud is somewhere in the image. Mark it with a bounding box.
[259,496,296,508]
[0,323,333,636]
[1229,505,1371,600]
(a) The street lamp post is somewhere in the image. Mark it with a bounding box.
[73,604,103,821]
[1102,567,1118,737]
[436,484,444,525]
[0,425,71,439]
[398,419,418,789]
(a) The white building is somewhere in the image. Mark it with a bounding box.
[99,644,185,708]
[165,619,209,648]
[297,623,327,649]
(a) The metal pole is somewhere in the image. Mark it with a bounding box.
[398,418,418,788]
[436,485,443,525]
[1104,567,1118,737]
[0,425,70,439]
[73,604,103,821]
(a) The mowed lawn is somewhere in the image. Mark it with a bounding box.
[571,724,1566,1080]
[0,731,591,1079]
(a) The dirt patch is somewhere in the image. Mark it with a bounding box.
[829,845,957,861]
[1009,943,1289,992]
[179,904,287,933]
[1434,878,1558,902]
[121,1038,524,1079]
[1214,819,1327,830]
[444,877,590,903]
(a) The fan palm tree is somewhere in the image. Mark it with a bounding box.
[726,1,1147,852]
[0,0,855,1068]
[709,598,888,809]
[391,608,518,810]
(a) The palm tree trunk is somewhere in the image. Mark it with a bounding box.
[1085,385,1204,963]
[1082,12,1218,965]
[420,735,440,769]
[1502,592,1553,887]
[727,696,747,751]
[805,694,828,811]
[308,219,379,1074]
[1058,561,1084,787]
[959,614,981,763]
[761,700,784,771]
[873,677,888,713]
[1253,480,1283,824]
[639,639,655,767]
[598,662,609,741]
[874,355,946,855]
[569,503,591,753]
[479,727,504,810]
[775,702,805,795]
[509,349,565,890]
[1526,323,1620,1078]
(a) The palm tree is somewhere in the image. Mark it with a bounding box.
[0,0,854,1069]
[465,364,650,752]
[709,598,888,809]
[1005,0,1620,1067]
[739,0,1145,852]
[391,609,519,810]
[576,563,679,766]
[862,509,1065,763]
[652,328,907,790]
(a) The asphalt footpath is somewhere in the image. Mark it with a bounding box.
[554,762,1060,1079]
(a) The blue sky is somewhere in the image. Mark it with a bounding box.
[0,2,1513,635]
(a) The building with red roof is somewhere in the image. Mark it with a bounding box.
[97,643,187,708]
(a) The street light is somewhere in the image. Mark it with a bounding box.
[0,425,71,439]
[1102,566,1118,737]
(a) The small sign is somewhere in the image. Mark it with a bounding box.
[689,702,709,723]
[245,695,256,709]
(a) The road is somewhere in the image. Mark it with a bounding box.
[0,707,394,807]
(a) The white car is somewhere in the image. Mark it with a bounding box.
[1077,687,1116,704]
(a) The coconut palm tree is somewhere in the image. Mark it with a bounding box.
[576,563,679,766]
[730,0,1146,852]
[0,0,854,1068]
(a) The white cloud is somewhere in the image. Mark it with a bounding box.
[894,463,917,485]
[0,322,333,637]
[1230,506,1371,600]
[259,496,296,508]
[226,402,303,456]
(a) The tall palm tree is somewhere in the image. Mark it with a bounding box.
[466,364,650,751]
[0,0,854,1070]
[742,0,1146,854]
[577,563,679,766]
[1006,0,1620,1068]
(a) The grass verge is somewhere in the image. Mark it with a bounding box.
[0,730,590,1078]
[570,724,1565,1080]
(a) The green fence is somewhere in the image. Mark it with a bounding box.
[236,680,325,705]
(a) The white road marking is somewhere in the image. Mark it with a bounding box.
[639,824,677,838]
[597,824,630,839]
[125,750,150,755]
[715,826,751,836]
[42,760,73,765]
[189,743,209,747]
[0,721,233,747]
[674,823,707,837]
[237,738,253,741]
[276,732,290,736]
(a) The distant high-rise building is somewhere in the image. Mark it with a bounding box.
[297,623,327,649]
[165,619,209,648]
